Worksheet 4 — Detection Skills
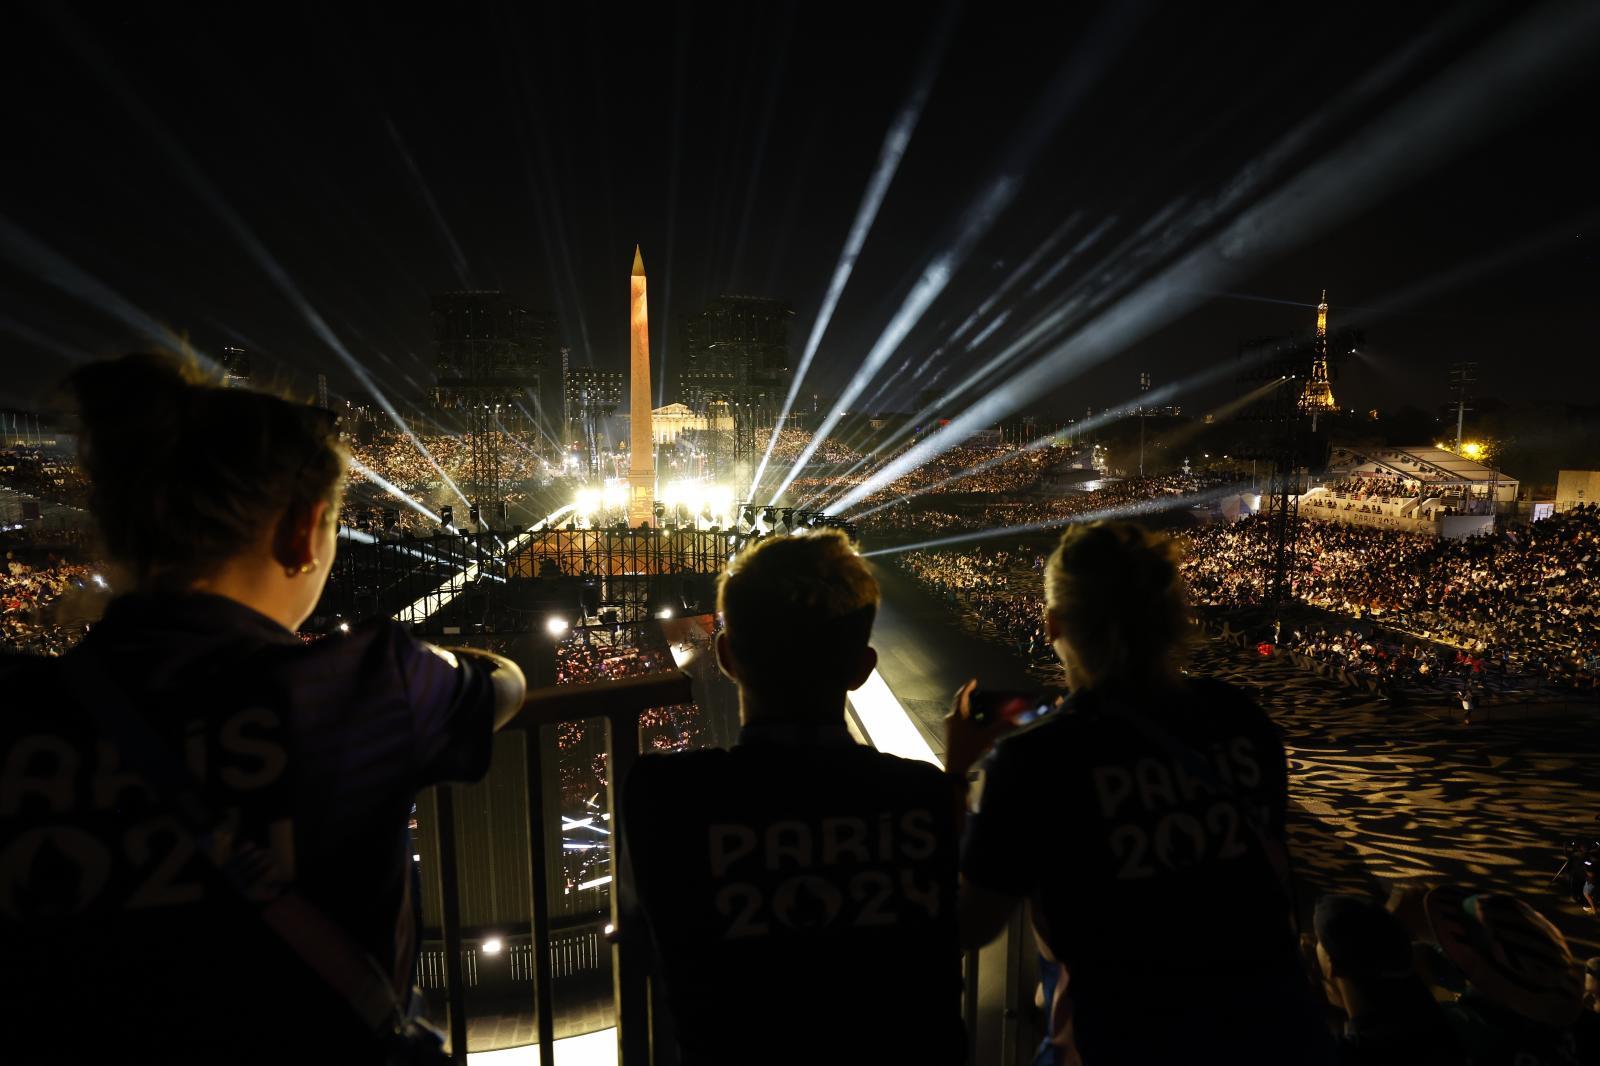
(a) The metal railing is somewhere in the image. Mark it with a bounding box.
[421,669,1037,1066]
[423,669,691,1065]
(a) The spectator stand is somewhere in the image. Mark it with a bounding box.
[1304,445,1519,539]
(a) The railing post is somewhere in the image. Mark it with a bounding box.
[608,707,649,1066]
[429,785,469,1064]
[521,731,558,1065]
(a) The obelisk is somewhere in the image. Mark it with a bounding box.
[627,245,656,527]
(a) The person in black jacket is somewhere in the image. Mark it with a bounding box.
[0,353,525,1064]
[622,530,963,1066]
[949,520,1332,1065]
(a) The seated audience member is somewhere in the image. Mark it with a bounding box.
[622,531,962,1065]
[949,521,1332,1064]
[0,355,526,1064]
[1313,894,1465,1065]
[1425,886,1583,1066]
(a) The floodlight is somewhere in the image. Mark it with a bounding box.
[546,616,570,637]
[482,937,503,956]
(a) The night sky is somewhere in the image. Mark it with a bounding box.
[2,1,1596,421]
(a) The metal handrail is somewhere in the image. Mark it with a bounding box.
[426,670,692,1065]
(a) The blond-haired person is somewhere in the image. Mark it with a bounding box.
[622,531,963,1065]
[949,521,1331,1065]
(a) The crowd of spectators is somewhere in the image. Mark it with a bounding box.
[346,428,551,500]
[863,472,1224,535]
[897,547,1058,676]
[1278,623,1520,701]
[763,426,863,468]
[1182,508,1600,690]
[1,555,95,656]
[789,440,1078,515]
[0,446,89,508]
[1325,474,1420,500]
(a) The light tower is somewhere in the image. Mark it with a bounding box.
[627,246,656,527]
[1299,289,1338,431]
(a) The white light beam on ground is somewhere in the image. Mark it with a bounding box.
[846,669,941,768]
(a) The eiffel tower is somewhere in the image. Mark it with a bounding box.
[1300,289,1338,431]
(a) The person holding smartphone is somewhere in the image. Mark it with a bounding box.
[947,521,1331,1065]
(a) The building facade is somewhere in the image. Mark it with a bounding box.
[676,295,793,426]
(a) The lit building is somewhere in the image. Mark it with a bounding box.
[432,291,553,418]
[432,291,555,506]
[650,402,734,445]
[676,295,793,426]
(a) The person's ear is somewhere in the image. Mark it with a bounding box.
[273,499,331,572]
[714,630,742,684]
[845,645,878,692]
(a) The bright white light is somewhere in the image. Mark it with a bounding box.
[338,622,351,634]
[578,875,614,890]
[602,481,628,509]
[561,817,594,831]
[604,923,615,937]
[575,488,601,516]
[412,854,421,863]
[655,608,674,620]
[464,1026,617,1066]
[91,574,108,589]
[846,669,940,768]
[482,937,503,956]
[546,616,571,637]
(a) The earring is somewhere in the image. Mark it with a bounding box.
[285,558,320,577]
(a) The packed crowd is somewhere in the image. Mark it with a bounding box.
[897,547,1058,677]
[1183,507,1600,689]
[347,428,552,497]
[789,440,1078,515]
[1325,474,1420,500]
[1,556,96,656]
[863,472,1226,535]
[763,426,863,468]
[1279,623,1519,701]
[0,447,89,507]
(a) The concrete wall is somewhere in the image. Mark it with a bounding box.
[1556,470,1600,512]
[1440,514,1495,540]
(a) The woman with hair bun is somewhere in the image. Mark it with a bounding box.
[0,354,525,1064]
[947,521,1330,1065]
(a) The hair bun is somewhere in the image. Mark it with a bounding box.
[69,353,195,461]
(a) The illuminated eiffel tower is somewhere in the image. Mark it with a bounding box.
[1300,289,1338,430]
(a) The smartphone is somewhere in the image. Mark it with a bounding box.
[969,690,1056,727]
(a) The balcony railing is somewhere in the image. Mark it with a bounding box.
[420,670,1037,1065]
